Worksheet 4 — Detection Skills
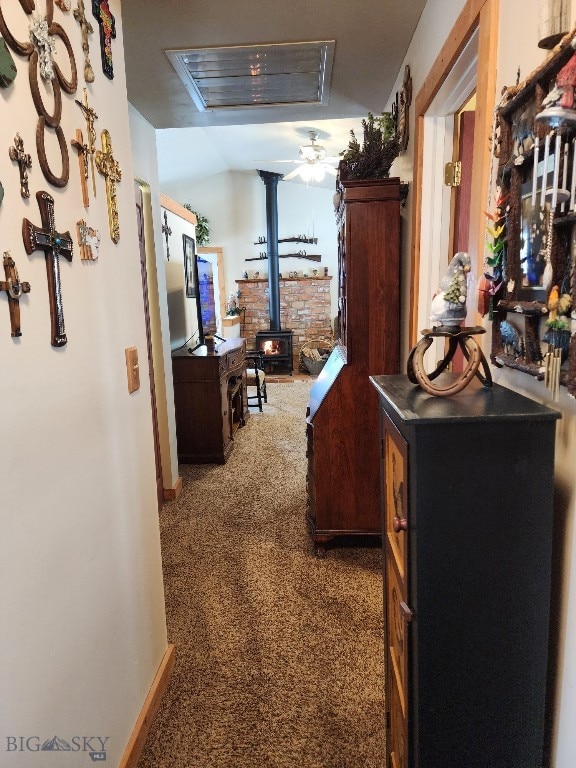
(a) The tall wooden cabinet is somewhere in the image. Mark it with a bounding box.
[371,375,559,768]
[172,338,248,464]
[306,177,401,553]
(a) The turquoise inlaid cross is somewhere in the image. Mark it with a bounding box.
[22,191,73,347]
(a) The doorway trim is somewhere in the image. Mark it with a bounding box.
[409,0,499,345]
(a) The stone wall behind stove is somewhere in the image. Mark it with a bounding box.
[237,276,334,370]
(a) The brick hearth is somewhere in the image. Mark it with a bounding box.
[237,276,333,370]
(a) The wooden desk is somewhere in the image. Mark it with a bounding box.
[172,338,248,464]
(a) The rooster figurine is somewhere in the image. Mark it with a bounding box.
[430,252,471,327]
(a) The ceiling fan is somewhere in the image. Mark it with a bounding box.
[274,130,340,182]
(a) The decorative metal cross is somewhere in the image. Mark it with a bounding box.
[92,0,115,79]
[162,210,173,260]
[9,133,32,198]
[73,0,94,83]
[95,129,121,243]
[0,252,31,337]
[71,128,90,207]
[29,12,56,81]
[75,88,97,197]
[22,191,73,347]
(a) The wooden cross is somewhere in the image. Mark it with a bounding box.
[71,128,90,207]
[162,210,173,260]
[0,252,31,337]
[9,133,32,198]
[95,129,121,243]
[73,0,94,83]
[92,0,116,79]
[22,191,73,347]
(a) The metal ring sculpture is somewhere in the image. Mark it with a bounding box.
[0,0,77,188]
[407,326,492,397]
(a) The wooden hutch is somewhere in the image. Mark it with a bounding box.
[306,176,401,554]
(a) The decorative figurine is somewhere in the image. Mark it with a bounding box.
[429,252,471,326]
[0,252,31,337]
[536,45,576,127]
[22,191,73,347]
[407,252,492,397]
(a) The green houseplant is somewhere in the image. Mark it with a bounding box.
[338,112,401,180]
[183,204,210,246]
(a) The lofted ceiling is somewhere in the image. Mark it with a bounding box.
[121,0,426,187]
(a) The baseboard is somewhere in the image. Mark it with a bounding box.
[163,476,182,501]
[119,643,176,768]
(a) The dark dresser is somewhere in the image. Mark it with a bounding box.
[371,374,559,768]
[172,338,248,464]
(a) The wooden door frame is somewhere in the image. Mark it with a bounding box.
[409,0,499,346]
[135,182,164,512]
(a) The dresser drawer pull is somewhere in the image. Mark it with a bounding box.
[393,516,408,533]
[399,601,413,622]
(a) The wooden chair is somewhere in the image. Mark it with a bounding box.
[245,351,267,411]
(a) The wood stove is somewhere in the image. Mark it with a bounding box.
[255,329,294,374]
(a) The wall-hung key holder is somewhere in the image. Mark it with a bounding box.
[488,27,576,398]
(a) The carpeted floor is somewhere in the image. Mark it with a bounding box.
[137,380,386,768]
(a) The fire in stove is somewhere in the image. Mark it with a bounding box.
[263,340,281,355]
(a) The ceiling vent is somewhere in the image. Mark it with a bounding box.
[165,41,335,112]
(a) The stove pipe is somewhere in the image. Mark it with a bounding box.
[257,170,283,332]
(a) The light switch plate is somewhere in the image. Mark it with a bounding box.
[125,347,140,393]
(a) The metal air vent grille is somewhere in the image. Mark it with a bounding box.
[165,41,335,112]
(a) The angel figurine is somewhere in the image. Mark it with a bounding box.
[429,252,471,326]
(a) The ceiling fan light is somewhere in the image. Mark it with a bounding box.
[299,164,314,182]
[312,165,325,182]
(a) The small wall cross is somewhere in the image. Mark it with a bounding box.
[9,133,32,198]
[73,0,95,82]
[95,129,121,243]
[162,210,173,260]
[0,252,31,337]
[22,191,73,347]
[92,0,116,79]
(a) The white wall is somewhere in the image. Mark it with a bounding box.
[389,1,576,765]
[495,2,576,764]
[0,3,167,766]
[160,170,340,329]
[162,206,199,348]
